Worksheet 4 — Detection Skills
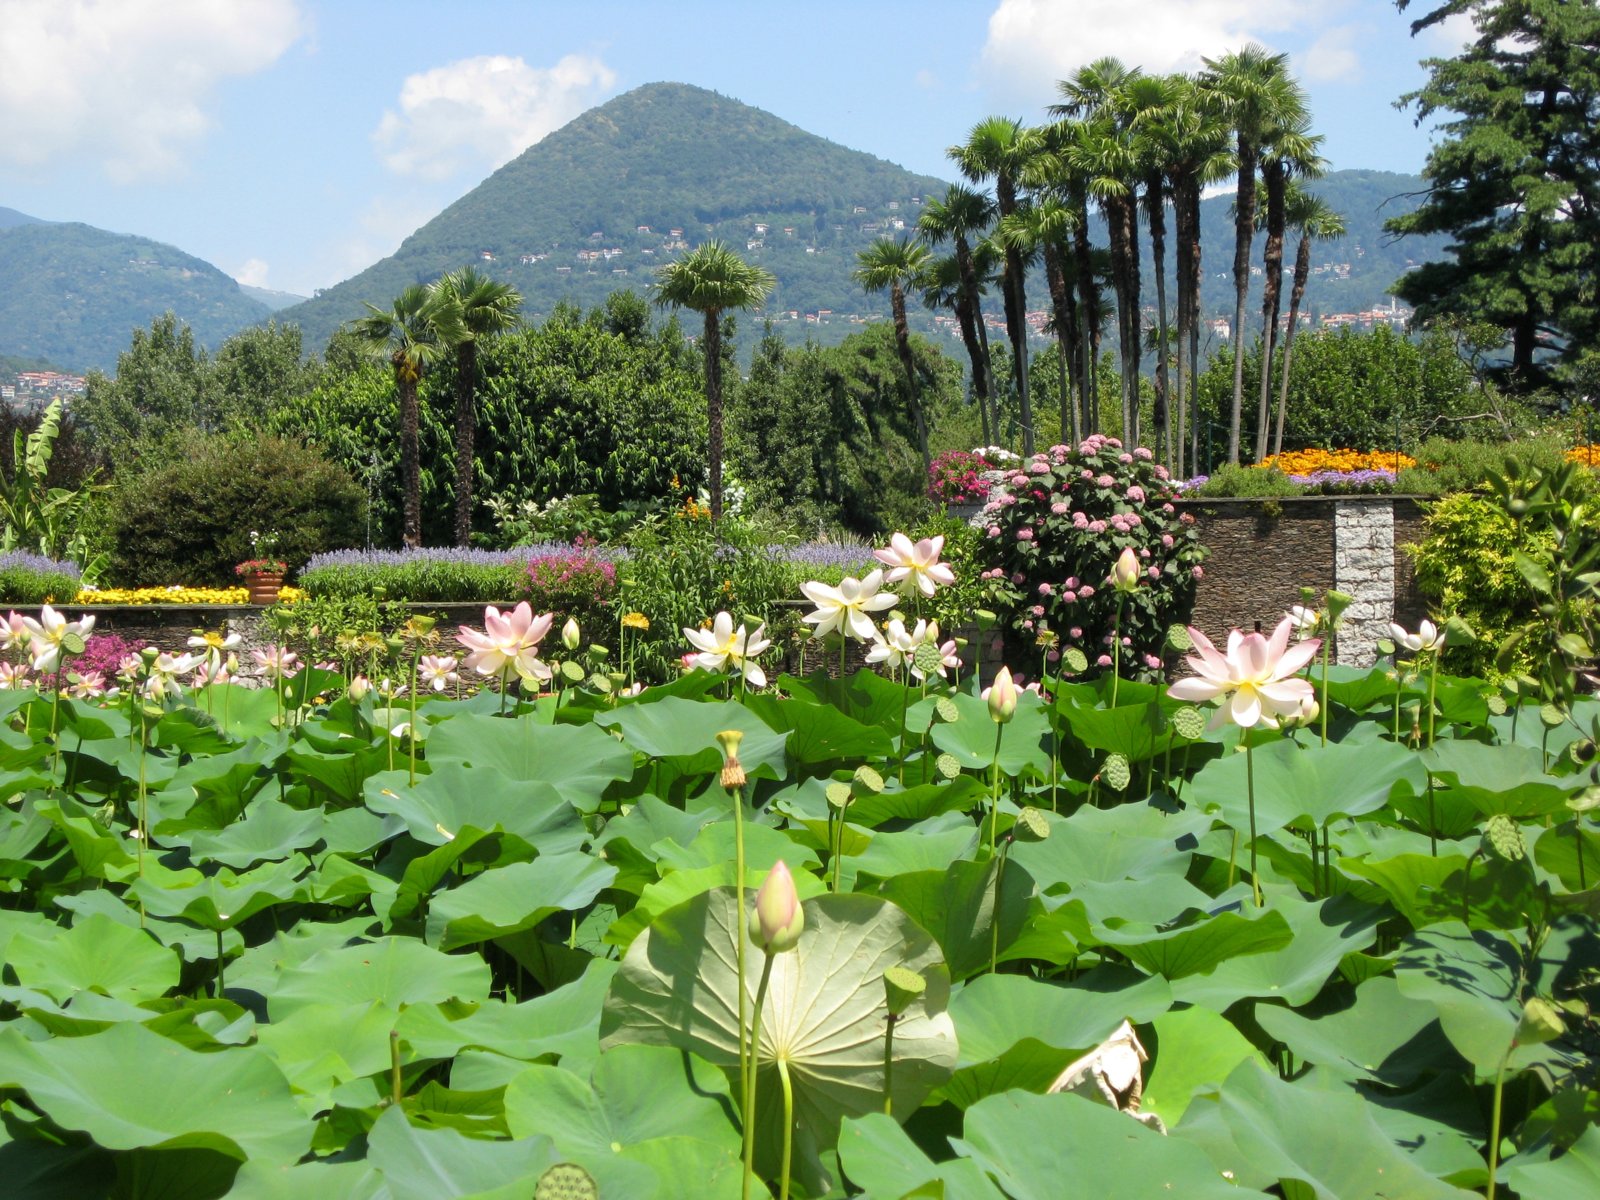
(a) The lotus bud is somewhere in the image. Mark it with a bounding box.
[1516,996,1564,1046]
[716,728,746,790]
[1110,546,1140,594]
[348,675,370,700]
[561,617,581,651]
[984,665,1018,725]
[749,860,803,953]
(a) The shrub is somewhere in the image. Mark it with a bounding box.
[926,450,996,505]
[76,632,146,680]
[0,552,82,604]
[106,434,365,587]
[1397,432,1570,495]
[297,545,619,603]
[975,436,1207,681]
[1191,465,1305,499]
[520,545,618,629]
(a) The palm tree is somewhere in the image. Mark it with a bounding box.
[348,285,460,548]
[1201,45,1310,464]
[855,236,934,471]
[653,241,774,522]
[1003,194,1083,446]
[919,185,998,440]
[950,117,1041,455]
[919,251,992,444]
[1271,187,1346,457]
[1252,116,1324,462]
[432,267,522,547]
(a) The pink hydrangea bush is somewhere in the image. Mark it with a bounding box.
[926,450,997,505]
[974,436,1207,681]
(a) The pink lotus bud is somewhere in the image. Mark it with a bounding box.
[984,665,1018,724]
[749,860,803,952]
[561,617,581,651]
[1110,546,1140,594]
[347,675,371,700]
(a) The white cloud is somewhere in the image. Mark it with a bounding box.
[1419,11,1476,53]
[373,53,617,181]
[234,258,271,289]
[1299,26,1362,83]
[0,0,303,182]
[978,0,1332,102]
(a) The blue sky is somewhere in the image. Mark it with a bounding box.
[0,0,1470,298]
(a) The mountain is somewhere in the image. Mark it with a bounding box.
[277,82,950,349]
[240,284,309,312]
[0,220,272,372]
[0,206,43,231]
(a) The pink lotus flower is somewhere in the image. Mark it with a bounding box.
[0,661,30,689]
[0,611,29,653]
[252,644,300,680]
[419,654,460,692]
[984,665,1018,724]
[1168,617,1321,730]
[1109,546,1141,593]
[874,532,957,597]
[456,602,554,684]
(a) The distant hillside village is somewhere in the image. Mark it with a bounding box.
[1,369,86,407]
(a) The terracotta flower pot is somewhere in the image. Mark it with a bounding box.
[246,571,284,605]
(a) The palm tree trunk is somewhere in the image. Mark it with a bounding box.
[1172,174,1192,478]
[1254,160,1287,463]
[996,177,1034,456]
[891,282,931,473]
[704,309,725,523]
[452,341,478,548]
[1072,205,1097,436]
[1184,180,1204,475]
[1104,198,1134,443]
[1043,242,1079,444]
[1227,139,1258,465]
[399,367,422,549]
[1123,191,1143,449]
[954,236,996,439]
[954,291,990,445]
[1273,232,1312,457]
[1145,175,1171,465]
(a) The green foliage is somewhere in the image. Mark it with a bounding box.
[1196,325,1476,462]
[976,437,1206,680]
[0,398,105,576]
[0,553,81,603]
[297,552,529,604]
[0,222,270,372]
[1191,464,1305,499]
[106,434,366,586]
[1398,431,1571,495]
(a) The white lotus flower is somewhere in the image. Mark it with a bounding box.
[1389,619,1445,654]
[683,611,771,688]
[1168,617,1321,731]
[874,532,957,597]
[800,570,898,642]
[21,605,95,673]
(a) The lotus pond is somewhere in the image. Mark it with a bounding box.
[0,612,1596,1199]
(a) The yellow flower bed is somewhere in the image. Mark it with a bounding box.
[1566,444,1600,466]
[1256,448,1416,475]
[75,586,305,605]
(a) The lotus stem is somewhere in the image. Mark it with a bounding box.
[1577,820,1587,891]
[742,950,776,1200]
[883,1014,897,1115]
[390,1029,404,1108]
[732,784,749,1133]
[1319,635,1331,746]
[1246,727,1262,908]
[1426,653,1439,749]
[777,1056,795,1200]
[408,644,420,787]
[990,838,1010,975]
[1486,1042,1512,1200]
[1110,596,1123,708]
[988,723,1004,856]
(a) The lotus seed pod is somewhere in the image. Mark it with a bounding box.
[934,696,961,724]
[716,729,746,789]
[883,965,926,1017]
[1102,753,1130,792]
[1516,996,1564,1046]
[749,860,804,953]
[534,1163,599,1200]
[1062,647,1089,674]
[825,782,853,810]
[853,765,884,794]
[1483,813,1526,862]
[985,666,1018,725]
[1014,806,1051,841]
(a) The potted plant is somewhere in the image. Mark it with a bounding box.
[236,529,286,605]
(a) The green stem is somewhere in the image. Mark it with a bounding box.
[742,951,776,1200]
[390,1029,404,1108]
[988,723,1004,856]
[1426,772,1438,857]
[990,842,1009,975]
[1486,1043,1513,1200]
[1110,596,1123,708]
[1246,728,1262,908]
[733,785,749,1135]
[1426,654,1439,749]
[1577,819,1587,891]
[897,668,909,786]
[883,1015,897,1116]
[1319,636,1331,746]
[408,645,420,787]
[776,1056,795,1200]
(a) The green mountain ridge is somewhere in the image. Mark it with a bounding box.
[0,221,271,373]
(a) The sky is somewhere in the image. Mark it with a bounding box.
[0,0,1473,299]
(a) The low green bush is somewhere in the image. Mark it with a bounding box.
[1397,432,1569,495]
[298,548,539,603]
[1190,465,1306,499]
[0,552,81,604]
[106,434,365,587]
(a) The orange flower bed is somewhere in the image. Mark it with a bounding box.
[1256,448,1416,475]
[1566,444,1600,466]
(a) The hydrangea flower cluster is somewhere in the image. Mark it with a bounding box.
[926,449,999,505]
[974,436,1207,680]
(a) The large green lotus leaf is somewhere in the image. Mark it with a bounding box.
[362,763,586,851]
[307,852,399,906]
[184,797,325,868]
[52,887,240,965]
[268,936,493,1020]
[939,969,1172,1109]
[375,826,510,926]
[0,907,60,963]
[0,1021,310,1165]
[320,805,393,856]
[596,697,788,782]
[1508,1124,1600,1199]
[364,1106,556,1200]
[653,817,822,876]
[1322,664,1409,713]
[1008,801,1206,890]
[0,1135,115,1200]
[1531,821,1600,892]
[159,743,274,819]
[504,1045,739,1175]
[847,775,986,827]
[426,713,636,811]
[1188,738,1425,837]
[1392,923,1521,1073]
[1255,975,1459,1086]
[1047,875,1215,934]
[955,1089,1254,1200]
[847,822,980,887]
[1170,893,1381,1009]
[280,740,390,805]
[224,914,385,996]
[254,999,400,1105]
[404,960,618,1075]
[1342,851,1543,932]
[130,855,309,931]
[1357,1072,1487,1186]
[1142,1007,1267,1128]
[870,859,1034,981]
[600,887,955,1191]
[8,913,178,1003]
[1424,740,1576,819]
[595,791,722,868]
[1091,906,1292,979]
[741,693,894,765]
[1057,697,1196,765]
[930,691,1049,777]
[780,669,923,733]
[35,795,139,882]
[221,1159,383,1200]
[1190,1061,1474,1199]
[838,1112,1005,1200]
[604,862,828,952]
[425,851,618,950]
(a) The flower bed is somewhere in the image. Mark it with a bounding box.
[0,552,82,605]
[1258,447,1416,475]
[75,585,305,605]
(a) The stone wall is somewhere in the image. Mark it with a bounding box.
[1176,496,1430,666]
